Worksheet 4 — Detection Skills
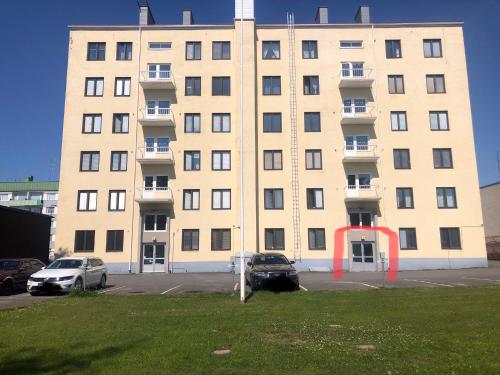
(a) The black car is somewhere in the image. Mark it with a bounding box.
[0,258,46,295]
[246,253,299,291]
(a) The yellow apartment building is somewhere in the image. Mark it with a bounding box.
[55,0,487,273]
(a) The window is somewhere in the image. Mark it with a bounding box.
[87,42,105,61]
[212,77,230,96]
[185,114,201,133]
[106,230,124,252]
[305,150,322,170]
[0,194,9,201]
[440,228,461,249]
[263,76,281,95]
[115,77,131,96]
[304,112,320,132]
[112,114,129,133]
[396,188,414,209]
[263,113,282,132]
[80,151,99,172]
[302,40,318,59]
[307,188,324,209]
[264,189,284,209]
[45,206,55,215]
[149,42,171,50]
[183,189,200,210]
[82,114,102,133]
[77,191,97,211]
[393,149,411,169]
[182,229,199,251]
[108,190,125,211]
[388,75,405,94]
[211,229,231,250]
[340,40,363,48]
[436,187,457,208]
[265,229,285,250]
[85,78,104,96]
[349,212,372,227]
[391,112,407,131]
[262,41,280,59]
[186,42,201,60]
[74,230,95,252]
[144,214,167,231]
[212,41,230,60]
[430,111,449,130]
[423,39,442,58]
[212,114,231,133]
[116,42,132,60]
[264,150,282,170]
[185,77,201,96]
[303,76,319,95]
[184,151,201,171]
[111,151,127,171]
[433,148,453,169]
[426,75,446,93]
[212,189,231,210]
[212,151,231,170]
[399,228,417,250]
[385,40,402,58]
[308,228,326,250]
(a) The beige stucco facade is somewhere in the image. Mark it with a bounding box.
[55,4,487,273]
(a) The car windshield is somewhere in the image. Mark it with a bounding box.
[47,259,83,269]
[0,260,20,270]
[252,255,289,265]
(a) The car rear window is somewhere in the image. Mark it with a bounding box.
[0,260,20,270]
[253,255,289,265]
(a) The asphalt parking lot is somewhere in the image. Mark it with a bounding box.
[1,261,499,310]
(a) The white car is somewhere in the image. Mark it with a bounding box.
[27,257,108,295]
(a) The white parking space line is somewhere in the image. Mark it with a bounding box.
[161,284,182,295]
[98,286,127,294]
[463,277,500,283]
[299,285,308,291]
[404,279,454,287]
[233,283,239,291]
[333,281,379,289]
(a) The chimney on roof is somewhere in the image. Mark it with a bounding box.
[355,5,370,24]
[315,6,329,24]
[138,1,155,26]
[235,0,254,19]
[183,10,194,25]
[25,176,33,182]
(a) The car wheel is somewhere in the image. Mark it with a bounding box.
[1,280,14,295]
[73,277,83,290]
[29,292,39,296]
[99,275,106,289]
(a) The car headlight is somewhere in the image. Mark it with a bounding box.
[253,272,267,277]
[58,276,74,281]
[288,271,297,276]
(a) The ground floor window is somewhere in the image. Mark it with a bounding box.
[74,230,95,252]
[265,228,285,250]
[308,228,325,250]
[182,229,199,251]
[106,230,124,252]
[440,227,461,249]
[211,229,231,251]
[399,228,417,250]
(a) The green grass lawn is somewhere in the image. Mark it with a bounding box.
[1,287,500,374]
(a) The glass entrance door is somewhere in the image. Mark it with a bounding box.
[142,244,166,272]
[351,242,376,271]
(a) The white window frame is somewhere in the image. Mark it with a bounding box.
[340,40,363,49]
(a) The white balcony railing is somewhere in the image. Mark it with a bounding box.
[139,71,175,89]
[136,146,174,164]
[135,187,173,203]
[343,144,379,160]
[341,105,377,124]
[138,108,174,126]
[340,68,373,80]
[345,185,380,201]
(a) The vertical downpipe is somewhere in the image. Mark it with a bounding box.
[239,0,246,303]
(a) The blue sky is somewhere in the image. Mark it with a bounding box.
[0,0,499,185]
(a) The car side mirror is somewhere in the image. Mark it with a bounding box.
[290,261,295,264]
[247,262,252,266]
[41,267,45,270]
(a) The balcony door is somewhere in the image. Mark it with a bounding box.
[343,98,366,114]
[148,64,171,80]
[341,62,364,78]
[146,100,170,117]
[345,135,369,155]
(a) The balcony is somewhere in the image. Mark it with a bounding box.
[139,71,175,90]
[138,108,175,127]
[135,187,173,204]
[4,199,43,207]
[343,145,379,163]
[136,146,174,165]
[340,105,377,125]
[345,185,381,202]
[339,68,374,88]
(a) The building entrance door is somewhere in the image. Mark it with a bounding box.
[351,242,376,271]
[142,243,166,272]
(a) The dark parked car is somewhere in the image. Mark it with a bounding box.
[246,253,299,291]
[0,258,46,295]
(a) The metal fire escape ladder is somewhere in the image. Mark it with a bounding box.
[287,13,301,262]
